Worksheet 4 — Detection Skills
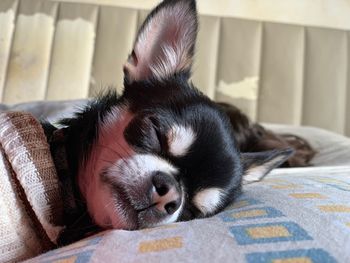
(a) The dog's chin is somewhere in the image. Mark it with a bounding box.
[83,181,138,230]
[106,195,139,230]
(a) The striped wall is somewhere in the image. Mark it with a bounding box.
[0,0,349,136]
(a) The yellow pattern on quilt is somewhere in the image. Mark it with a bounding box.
[318,205,350,212]
[273,258,312,263]
[313,178,344,184]
[289,193,326,199]
[233,209,267,218]
[139,237,183,253]
[231,200,250,209]
[271,184,300,189]
[52,256,77,263]
[247,225,291,239]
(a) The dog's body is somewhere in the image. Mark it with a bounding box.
[43,0,314,245]
[218,103,315,168]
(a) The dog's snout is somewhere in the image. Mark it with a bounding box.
[151,171,181,215]
[164,199,181,215]
[153,173,170,197]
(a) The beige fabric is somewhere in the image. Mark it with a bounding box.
[0,112,64,263]
[0,0,349,136]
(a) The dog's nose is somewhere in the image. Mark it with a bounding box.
[151,172,181,215]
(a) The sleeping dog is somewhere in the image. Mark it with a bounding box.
[44,0,308,244]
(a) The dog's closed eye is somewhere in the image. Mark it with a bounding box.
[149,117,168,153]
[124,115,164,153]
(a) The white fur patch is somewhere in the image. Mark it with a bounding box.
[193,188,224,215]
[168,125,196,157]
[108,154,178,186]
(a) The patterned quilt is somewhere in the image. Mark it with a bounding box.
[24,166,350,263]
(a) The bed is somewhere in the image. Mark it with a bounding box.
[1,0,350,262]
[0,100,348,263]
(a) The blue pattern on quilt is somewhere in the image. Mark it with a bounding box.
[246,248,338,263]
[230,221,312,245]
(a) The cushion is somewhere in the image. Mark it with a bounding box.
[265,124,350,167]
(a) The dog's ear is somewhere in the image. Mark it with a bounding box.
[123,0,198,83]
[241,149,294,184]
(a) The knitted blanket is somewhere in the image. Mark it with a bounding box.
[0,112,64,263]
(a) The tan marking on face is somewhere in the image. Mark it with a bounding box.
[167,125,196,157]
[193,188,224,215]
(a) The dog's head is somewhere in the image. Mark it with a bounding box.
[64,0,292,230]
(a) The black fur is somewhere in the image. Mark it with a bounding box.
[122,75,243,218]
[48,0,298,244]
[59,90,120,174]
[60,74,243,221]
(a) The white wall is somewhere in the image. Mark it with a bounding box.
[54,0,350,30]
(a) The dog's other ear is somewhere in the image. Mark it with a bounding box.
[241,149,294,184]
[123,0,198,83]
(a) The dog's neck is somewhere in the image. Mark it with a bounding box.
[45,127,100,245]
[48,129,82,213]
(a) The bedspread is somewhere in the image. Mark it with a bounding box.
[0,112,64,263]
[24,166,350,263]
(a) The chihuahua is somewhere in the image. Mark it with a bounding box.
[46,0,295,244]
